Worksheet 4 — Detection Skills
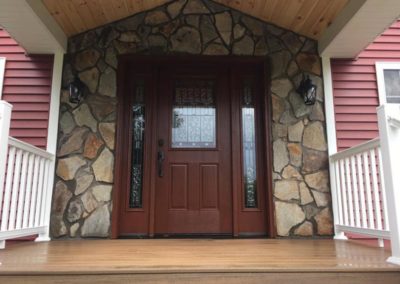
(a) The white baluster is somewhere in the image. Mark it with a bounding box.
[334,161,344,225]
[378,148,389,231]
[15,151,29,229]
[345,158,354,227]
[356,154,367,228]
[29,156,40,228]
[34,158,45,227]
[8,149,23,230]
[363,152,374,229]
[1,146,16,231]
[351,156,360,228]
[22,154,34,229]
[340,159,349,226]
[39,160,50,226]
[370,149,383,231]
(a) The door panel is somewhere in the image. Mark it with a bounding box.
[154,65,232,235]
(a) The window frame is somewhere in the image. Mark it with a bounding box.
[0,57,5,100]
[376,62,400,105]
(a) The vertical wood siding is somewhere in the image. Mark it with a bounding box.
[332,20,400,151]
[0,28,53,149]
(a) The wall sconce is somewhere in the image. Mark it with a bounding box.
[296,75,317,105]
[68,76,85,104]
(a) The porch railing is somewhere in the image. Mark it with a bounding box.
[330,103,400,265]
[0,101,54,248]
[330,138,390,245]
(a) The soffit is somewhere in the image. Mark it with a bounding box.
[42,0,349,39]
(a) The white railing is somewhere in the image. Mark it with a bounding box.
[377,104,400,265]
[330,138,390,245]
[0,101,54,248]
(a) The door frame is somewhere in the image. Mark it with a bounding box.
[111,55,276,238]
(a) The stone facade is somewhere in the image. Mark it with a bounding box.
[52,0,332,238]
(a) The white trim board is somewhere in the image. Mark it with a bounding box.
[0,58,5,100]
[376,62,400,105]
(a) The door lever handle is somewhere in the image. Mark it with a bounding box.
[158,151,165,177]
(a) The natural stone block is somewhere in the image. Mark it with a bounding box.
[119,31,140,43]
[282,32,303,54]
[287,61,299,77]
[274,180,299,201]
[92,185,113,202]
[271,78,292,98]
[87,95,116,121]
[270,50,291,78]
[58,127,88,157]
[186,15,200,28]
[296,53,321,76]
[171,26,201,54]
[275,201,305,236]
[242,16,264,36]
[60,112,75,135]
[99,123,115,150]
[145,10,169,25]
[233,24,245,39]
[303,148,328,173]
[315,208,333,235]
[167,0,186,18]
[67,198,84,223]
[70,223,80,237]
[310,102,325,121]
[52,181,72,216]
[81,191,98,213]
[282,165,302,180]
[84,133,104,159]
[99,67,116,97]
[273,139,288,173]
[200,16,218,44]
[303,122,327,151]
[233,35,254,55]
[288,121,303,142]
[271,95,285,122]
[305,170,329,193]
[294,221,313,236]
[288,143,302,167]
[92,148,114,183]
[204,43,229,55]
[75,49,101,71]
[57,156,86,181]
[299,182,314,205]
[312,190,330,207]
[183,0,209,14]
[254,39,268,56]
[79,67,99,93]
[73,104,97,132]
[81,204,110,237]
[215,12,232,45]
[272,123,287,139]
[289,91,311,118]
[98,27,119,48]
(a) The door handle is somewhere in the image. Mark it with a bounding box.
[158,150,165,177]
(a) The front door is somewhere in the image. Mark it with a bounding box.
[115,57,272,238]
[154,65,232,235]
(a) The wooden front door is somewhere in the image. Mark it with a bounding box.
[114,57,273,238]
[154,65,232,235]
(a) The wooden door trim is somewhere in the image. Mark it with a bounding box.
[111,56,276,238]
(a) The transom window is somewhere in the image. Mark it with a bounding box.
[376,62,400,104]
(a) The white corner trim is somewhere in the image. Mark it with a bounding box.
[0,58,6,100]
[322,57,338,155]
[46,52,64,154]
[375,62,400,105]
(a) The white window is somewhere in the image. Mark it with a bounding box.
[0,57,5,100]
[376,62,400,104]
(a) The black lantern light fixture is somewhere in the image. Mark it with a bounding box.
[296,75,317,105]
[68,76,85,104]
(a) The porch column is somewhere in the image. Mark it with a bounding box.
[35,51,64,242]
[377,104,400,265]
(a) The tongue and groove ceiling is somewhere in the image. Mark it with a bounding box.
[41,0,349,39]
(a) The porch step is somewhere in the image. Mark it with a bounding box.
[0,239,399,284]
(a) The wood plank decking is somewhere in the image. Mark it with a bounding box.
[0,239,399,283]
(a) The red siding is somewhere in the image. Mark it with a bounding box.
[0,28,53,149]
[331,20,400,151]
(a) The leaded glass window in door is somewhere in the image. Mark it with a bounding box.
[129,81,145,208]
[172,80,216,148]
[242,82,257,208]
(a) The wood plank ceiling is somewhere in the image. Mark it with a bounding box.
[42,0,349,39]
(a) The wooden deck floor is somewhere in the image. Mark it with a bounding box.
[0,239,399,283]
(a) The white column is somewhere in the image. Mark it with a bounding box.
[35,51,64,242]
[322,57,347,240]
[377,104,400,265]
[0,100,12,249]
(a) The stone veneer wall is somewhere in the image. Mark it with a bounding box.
[51,0,332,238]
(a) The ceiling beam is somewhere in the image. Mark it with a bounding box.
[319,0,400,58]
[0,0,67,54]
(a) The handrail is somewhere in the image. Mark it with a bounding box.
[330,138,380,162]
[8,137,54,160]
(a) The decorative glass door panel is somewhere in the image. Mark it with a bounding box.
[172,80,216,148]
